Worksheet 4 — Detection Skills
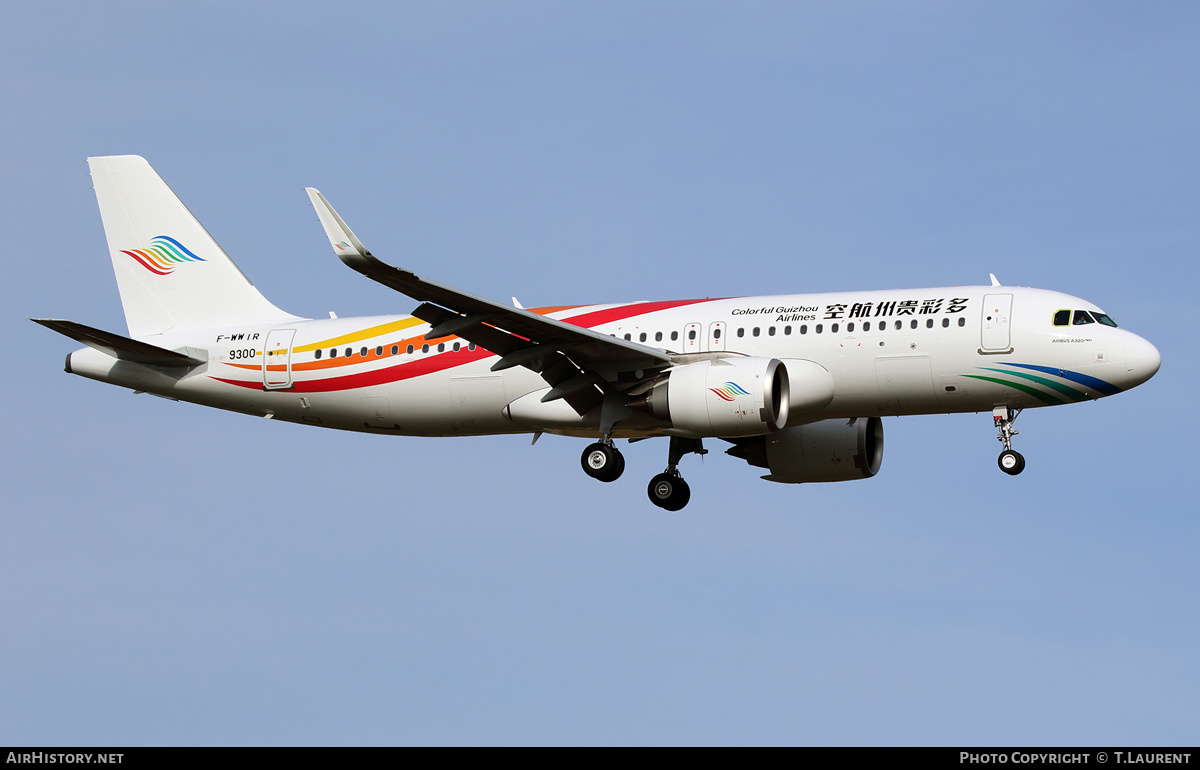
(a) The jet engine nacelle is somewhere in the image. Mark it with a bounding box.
[646,357,789,438]
[726,416,884,483]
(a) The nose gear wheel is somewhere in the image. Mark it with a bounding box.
[993,407,1025,476]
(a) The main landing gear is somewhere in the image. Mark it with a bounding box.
[579,436,706,510]
[581,439,625,483]
[647,437,705,511]
[993,406,1026,476]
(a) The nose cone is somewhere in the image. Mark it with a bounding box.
[1124,334,1161,388]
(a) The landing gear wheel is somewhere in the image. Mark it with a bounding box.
[998,449,1026,476]
[647,473,691,511]
[581,442,625,482]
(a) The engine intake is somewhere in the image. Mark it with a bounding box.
[726,416,884,483]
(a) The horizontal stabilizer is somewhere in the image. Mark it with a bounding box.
[31,319,206,367]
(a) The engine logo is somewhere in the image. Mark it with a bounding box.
[709,382,750,401]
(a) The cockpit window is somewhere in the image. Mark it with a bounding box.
[1053,309,1071,326]
[1093,312,1118,328]
[1072,310,1096,326]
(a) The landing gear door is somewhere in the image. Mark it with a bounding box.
[683,323,703,353]
[263,329,296,390]
[981,294,1013,353]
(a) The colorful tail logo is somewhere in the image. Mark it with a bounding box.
[709,382,751,401]
[120,236,205,275]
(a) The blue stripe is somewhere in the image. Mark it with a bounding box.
[153,235,203,261]
[1005,363,1122,397]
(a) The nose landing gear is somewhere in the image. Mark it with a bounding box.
[993,406,1025,476]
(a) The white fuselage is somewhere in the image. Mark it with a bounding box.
[64,284,1161,439]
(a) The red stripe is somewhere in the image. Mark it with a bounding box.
[212,346,494,393]
[122,250,172,275]
[559,298,723,329]
[212,297,730,392]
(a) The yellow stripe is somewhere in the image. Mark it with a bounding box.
[292,317,424,353]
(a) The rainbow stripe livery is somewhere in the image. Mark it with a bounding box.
[120,236,205,275]
[709,382,751,401]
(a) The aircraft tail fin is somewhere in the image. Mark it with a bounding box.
[88,155,300,338]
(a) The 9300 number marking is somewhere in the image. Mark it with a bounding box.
[229,348,257,360]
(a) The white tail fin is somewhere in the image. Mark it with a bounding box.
[88,155,300,338]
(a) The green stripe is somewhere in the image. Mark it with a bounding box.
[962,375,1063,405]
[150,245,182,264]
[981,367,1088,401]
[154,240,189,262]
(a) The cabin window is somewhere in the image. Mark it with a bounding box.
[847,322,855,333]
[421,344,430,353]
[768,326,776,336]
[784,326,792,335]
[895,320,902,330]
[911,320,918,329]
[670,331,679,341]
[639,332,647,342]
[407,344,414,354]
[391,345,399,355]
[926,319,934,329]
[752,327,760,337]
[438,343,445,352]
[330,348,337,358]
[453,342,461,351]
[1053,309,1071,326]
[713,328,722,339]
[315,349,322,360]
[688,329,697,340]
[655,331,663,342]
[345,348,352,358]
[942,318,950,328]
[469,343,476,351]
[360,347,368,357]
[376,346,383,356]
[624,334,632,341]
[737,328,745,338]
[800,325,808,335]
[864,321,871,331]
[815,324,823,334]
[958,317,966,327]
[1073,310,1096,326]
[831,323,839,333]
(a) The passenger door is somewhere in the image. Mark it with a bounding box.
[981,294,1013,353]
[263,329,296,390]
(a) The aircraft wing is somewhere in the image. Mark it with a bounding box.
[306,188,674,413]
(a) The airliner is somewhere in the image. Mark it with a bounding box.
[35,156,1161,510]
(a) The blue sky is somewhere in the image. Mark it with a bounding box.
[2,2,1196,745]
